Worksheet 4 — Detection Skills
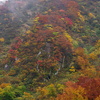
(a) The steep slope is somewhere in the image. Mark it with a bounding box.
[0,0,100,100]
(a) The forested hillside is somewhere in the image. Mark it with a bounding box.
[0,0,100,100]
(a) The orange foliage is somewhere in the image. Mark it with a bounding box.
[56,81,87,100]
[74,47,90,69]
[76,56,87,67]
[89,52,98,60]
[74,47,85,57]
[0,83,11,89]
[56,77,100,100]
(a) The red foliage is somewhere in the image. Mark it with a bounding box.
[77,76,100,100]
[53,34,72,52]
[59,9,65,12]
[8,37,22,59]
[37,12,73,28]
[37,60,43,64]
[65,17,73,25]
[11,37,22,49]
[67,1,79,8]
[38,14,49,24]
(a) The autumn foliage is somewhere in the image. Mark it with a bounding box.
[56,77,100,100]
[0,0,100,100]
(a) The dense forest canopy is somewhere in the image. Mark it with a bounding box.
[0,0,100,100]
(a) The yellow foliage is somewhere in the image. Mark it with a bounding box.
[95,40,100,47]
[24,42,30,46]
[26,30,32,34]
[15,59,21,64]
[89,52,97,60]
[44,24,53,30]
[33,17,39,23]
[44,24,53,28]
[56,84,64,93]
[48,9,52,12]
[69,66,76,72]
[5,85,12,90]
[0,88,3,95]
[47,84,56,94]
[23,92,34,98]
[18,92,34,100]
[44,11,48,14]
[79,26,83,29]
[47,27,53,30]
[88,13,96,18]
[77,12,85,22]
[61,18,64,20]
[0,38,5,42]
[63,32,73,42]
[37,87,48,95]
[37,87,48,98]
[37,83,64,99]
[51,61,58,66]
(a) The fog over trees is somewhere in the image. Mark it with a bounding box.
[0,0,100,100]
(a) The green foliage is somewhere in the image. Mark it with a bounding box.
[0,83,27,100]
[36,83,64,99]
[0,84,15,100]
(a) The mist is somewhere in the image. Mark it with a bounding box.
[0,0,42,44]
[0,0,7,2]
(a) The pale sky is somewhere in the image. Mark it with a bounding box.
[0,0,7,2]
